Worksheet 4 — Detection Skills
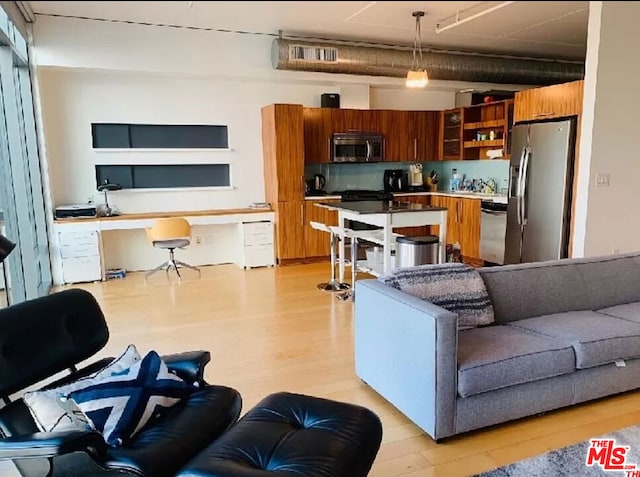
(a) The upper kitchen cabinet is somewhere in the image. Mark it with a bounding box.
[332,108,364,133]
[303,107,332,164]
[439,108,464,161]
[462,99,513,160]
[514,80,584,123]
[381,110,413,162]
[411,111,439,161]
[262,104,305,203]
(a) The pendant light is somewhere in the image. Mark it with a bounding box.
[406,11,429,88]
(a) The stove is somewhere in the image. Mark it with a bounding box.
[340,190,393,202]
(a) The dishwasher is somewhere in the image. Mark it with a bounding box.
[480,200,507,265]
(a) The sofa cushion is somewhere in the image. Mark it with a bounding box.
[457,326,575,397]
[509,311,640,369]
[478,252,640,324]
[597,302,640,324]
[478,260,586,324]
[577,255,640,310]
[379,263,494,329]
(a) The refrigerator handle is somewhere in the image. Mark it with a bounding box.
[515,147,526,225]
[520,146,531,226]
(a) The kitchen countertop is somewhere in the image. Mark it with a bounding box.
[316,201,447,215]
[305,191,508,204]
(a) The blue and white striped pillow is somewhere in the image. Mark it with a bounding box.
[68,350,191,447]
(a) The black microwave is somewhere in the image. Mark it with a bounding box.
[331,133,384,163]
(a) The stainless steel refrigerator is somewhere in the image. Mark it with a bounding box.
[504,119,576,264]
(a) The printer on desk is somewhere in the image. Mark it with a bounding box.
[55,204,97,220]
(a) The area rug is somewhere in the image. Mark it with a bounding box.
[473,424,640,476]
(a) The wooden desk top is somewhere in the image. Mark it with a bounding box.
[54,207,273,223]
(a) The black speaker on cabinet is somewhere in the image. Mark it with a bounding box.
[321,93,340,108]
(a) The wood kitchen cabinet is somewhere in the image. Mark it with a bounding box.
[262,104,305,263]
[429,195,481,260]
[304,199,339,257]
[514,80,584,123]
[275,201,305,260]
[262,104,305,203]
[411,111,439,161]
[303,108,332,164]
[331,108,365,133]
[459,198,481,259]
[382,110,413,161]
[439,108,464,161]
[430,195,460,246]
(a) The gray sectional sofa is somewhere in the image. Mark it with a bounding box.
[354,252,640,441]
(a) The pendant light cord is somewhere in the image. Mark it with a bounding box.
[411,11,425,71]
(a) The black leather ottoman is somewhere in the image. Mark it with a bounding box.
[177,391,383,477]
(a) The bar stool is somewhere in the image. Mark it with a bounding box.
[309,221,350,292]
[329,225,360,302]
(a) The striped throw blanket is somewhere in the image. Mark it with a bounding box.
[379,263,494,329]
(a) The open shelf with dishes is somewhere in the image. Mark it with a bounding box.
[461,99,513,160]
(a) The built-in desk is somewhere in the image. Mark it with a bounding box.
[51,208,275,285]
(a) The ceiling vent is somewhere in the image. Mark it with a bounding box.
[289,44,338,63]
[272,38,584,86]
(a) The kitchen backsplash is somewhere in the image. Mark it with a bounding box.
[305,160,509,194]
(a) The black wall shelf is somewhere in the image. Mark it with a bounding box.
[95,164,231,190]
[92,123,229,149]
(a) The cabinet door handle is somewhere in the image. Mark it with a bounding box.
[300,203,304,225]
[532,112,554,118]
[414,138,418,160]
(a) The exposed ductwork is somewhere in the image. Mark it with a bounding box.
[272,38,584,86]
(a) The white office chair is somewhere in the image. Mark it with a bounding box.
[144,218,201,283]
[309,221,349,292]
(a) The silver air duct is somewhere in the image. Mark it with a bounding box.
[272,38,584,86]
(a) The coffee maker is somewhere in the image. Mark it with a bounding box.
[383,169,407,192]
[409,164,423,187]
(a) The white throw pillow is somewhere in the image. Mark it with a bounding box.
[91,344,142,381]
[22,344,141,436]
[23,392,94,433]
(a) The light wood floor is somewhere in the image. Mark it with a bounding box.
[47,263,640,476]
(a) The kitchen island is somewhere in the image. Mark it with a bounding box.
[315,201,448,280]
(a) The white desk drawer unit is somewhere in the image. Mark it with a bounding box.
[57,231,102,284]
[240,221,275,268]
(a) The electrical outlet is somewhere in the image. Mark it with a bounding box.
[193,236,203,246]
[595,173,610,187]
[612,248,620,254]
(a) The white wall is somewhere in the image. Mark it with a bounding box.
[370,87,454,110]
[573,1,640,256]
[38,68,337,212]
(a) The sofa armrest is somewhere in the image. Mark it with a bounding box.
[354,280,458,440]
[162,350,211,385]
[0,430,106,460]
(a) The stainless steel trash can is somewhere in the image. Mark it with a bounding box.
[395,235,439,268]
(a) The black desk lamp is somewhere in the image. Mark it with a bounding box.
[0,233,16,307]
[97,179,123,217]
